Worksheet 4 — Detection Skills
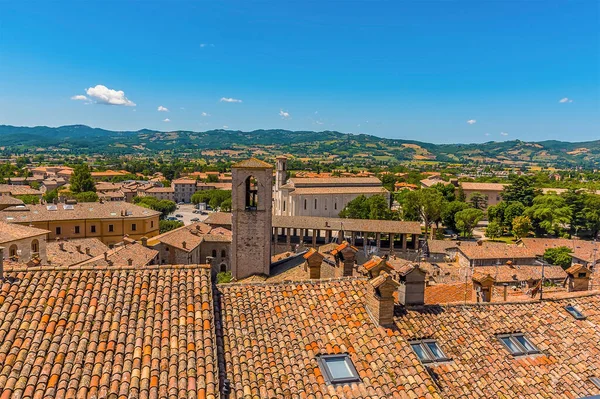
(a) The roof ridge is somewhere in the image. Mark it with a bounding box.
[221,275,368,287]
[3,263,212,272]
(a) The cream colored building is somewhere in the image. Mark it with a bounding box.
[1,202,160,247]
[0,221,49,264]
[273,157,390,218]
[460,182,507,208]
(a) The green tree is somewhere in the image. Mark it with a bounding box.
[43,189,58,203]
[191,189,232,210]
[485,221,504,240]
[503,202,525,230]
[400,188,445,235]
[454,208,484,238]
[220,198,232,212]
[216,271,233,284]
[70,164,96,193]
[456,186,466,202]
[205,174,219,183]
[501,176,541,207]
[339,195,392,220]
[441,200,470,232]
[15,194,39,205]
[432,183,456,202]
[134,196,177,219]
[543,246,573,269]
[74,191,99,202]
[159,219,184,233]
[525,194,572,236]
[582,194,600,238]
[469,191,488,210]
[511,215,532,239]
[486,202,507,225]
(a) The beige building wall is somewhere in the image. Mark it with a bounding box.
[18,216,160,246]
[275,192,390,218]
[463,189,503,208]
[3,234,48,264]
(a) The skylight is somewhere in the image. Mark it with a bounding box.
[498,333,540,356]
[317,354,360,385]
[565,305,586,320]
[590,376,600,389]
[409,339,449,363]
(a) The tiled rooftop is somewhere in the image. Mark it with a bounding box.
[460,182,507,191]
[46,238,110,266]
[77,241,159,268]
[0,184,42,196]
[0,265,218,399]
[216,278,442,399]
[1,202,161,223]
[0,221,49,244]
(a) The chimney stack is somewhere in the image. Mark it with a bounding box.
[0,247,4,281]
[85,247,91,256]
[127,258,133,266]
[565,264,592,292]
[76,245,82,253]
[182,241,187,249]
[367,272,400,326]
[503,283,508,301]
[141,237,148,247]
[472,273,495,302]
[303,248,324,279]
[59,243,64,251]
[332,242,358,277]
[397,265,427,306]
[103,252,109,261]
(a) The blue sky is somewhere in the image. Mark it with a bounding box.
[0,0,597,144]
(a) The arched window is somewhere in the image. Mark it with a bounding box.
[9,244,18,259]
[212,249,217,257]
[245,176,258,210]
[221,249,226,258]
[31,239,39,253]
[220,264,227,273]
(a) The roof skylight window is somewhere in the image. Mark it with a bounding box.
[565,305,586,320]
[409,339,449,363]
[317,354,360,385]
[498,333,540,356]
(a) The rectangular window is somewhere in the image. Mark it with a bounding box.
[591,377,600,389]
[409,340,449,363]
[131,223,137,231]
[56,227,62,235]
[317,354,360,385]
[314,198,317,209]
[91,225,96,233]
[151,221,154,228]
[74,226,80,234]
[498,333,539,356]
[565,305,586,320]
[108,224,114,232]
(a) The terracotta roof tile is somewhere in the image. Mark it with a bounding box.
[46,238,109,266]
[0,265,218,399]
[0,221,49,244]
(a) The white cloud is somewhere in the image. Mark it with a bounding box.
[500,132,508,136]
[200,43,215,48]
[467,119,477,125]
[315,120,324,125]
[222,125,229,128]
[201,112,210,117]
[485,133,490,136]
[279,109,291,119]
[84,84,136,106]
[71,95,88,101]
[163,118,170,122]
[220,97,242,103]
[559,97,573,103]
[157,105,169,112]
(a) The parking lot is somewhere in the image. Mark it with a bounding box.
[167,204,213,226]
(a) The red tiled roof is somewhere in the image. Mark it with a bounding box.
[217,278,442,398]
[0,265,218,398]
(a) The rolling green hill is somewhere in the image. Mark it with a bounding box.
[1,124,599,167]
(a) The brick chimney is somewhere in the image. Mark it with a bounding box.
[127,258,133,266]
[76,245,82,253]
[85,247,91,256]
[472,273,495,302]
[182,241,187,249]
[141,237,148,247]
[397,265,427,306]
[565,264,592,292]
[367,272,400,326]
[103,252,109,262]
[331,241,358,277]
[303,248,325,279]
[59,243,65,251]
[363,255,394,278]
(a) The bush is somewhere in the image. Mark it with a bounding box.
[159,220,184,233]
[15,194,40,205]
[217,271,232,284]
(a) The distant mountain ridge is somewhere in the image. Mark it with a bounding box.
[1,124,599,167]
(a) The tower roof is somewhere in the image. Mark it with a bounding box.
[231,158,273,169]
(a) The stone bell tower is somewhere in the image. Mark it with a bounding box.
[231,158,273,279]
